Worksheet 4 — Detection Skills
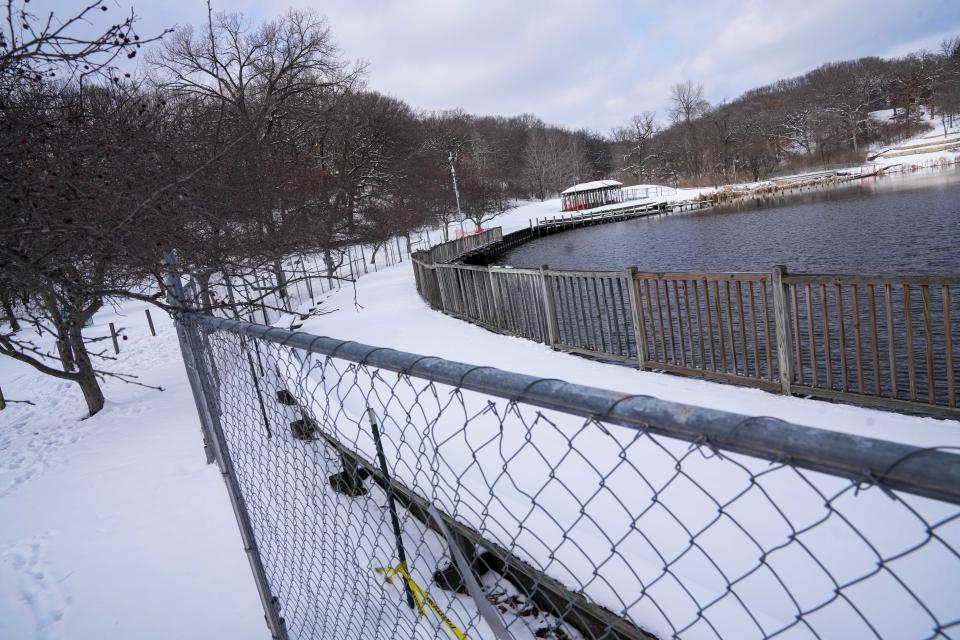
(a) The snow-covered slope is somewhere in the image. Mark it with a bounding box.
[0,305,266,640]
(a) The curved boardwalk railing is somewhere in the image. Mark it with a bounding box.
[412,222,960,419]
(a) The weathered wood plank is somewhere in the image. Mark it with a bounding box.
[761,279,773,381]
[852,284,864,395]
[791,284,803,385]
[836,283,848,393]
[805,284,816,386]
[904,284,917,402]
[643,279,660,361]
[771,265,794,394]
[672,279,686,367]
[692,279,707,371]
[704,278,718,372]
[945,286,955,408]
[921,285,935,404]
[540,266,559,348]
[682,279,697,370]
[749,282,761,379]
[784,273,960,286]
[867,284,881,397]
[885,283,898,400]
[626,269,648,369]
[736,281,749,378]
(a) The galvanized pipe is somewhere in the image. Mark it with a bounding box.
[186,313,960,506]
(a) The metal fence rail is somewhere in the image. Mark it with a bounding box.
[412,228,960,418]
[174,312,960,640]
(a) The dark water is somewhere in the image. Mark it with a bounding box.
[498,169,960,274]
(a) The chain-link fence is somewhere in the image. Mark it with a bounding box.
[174,312,960,640]
[205,235,414,327]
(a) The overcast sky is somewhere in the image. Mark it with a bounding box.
[59,0,960,131]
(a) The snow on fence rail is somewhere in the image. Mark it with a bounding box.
[412,228,960,418]
[172,311,960,640]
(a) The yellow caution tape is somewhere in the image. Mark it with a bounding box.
[376,563,469,640]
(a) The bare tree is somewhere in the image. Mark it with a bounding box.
[0,2,173,415]
[612,111,659,182]
[0,0,167,81]
[422,110,473,240]
[0,80,175,414]
[670,80,710,176]
[149,9,358,134]
[933,37,960,135]
[523,121,551,200]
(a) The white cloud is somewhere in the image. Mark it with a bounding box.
[43,0,960,129]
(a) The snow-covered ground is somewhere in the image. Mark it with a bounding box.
[0,304,267,640]
[868,111,960,169]
[2,179,958,638]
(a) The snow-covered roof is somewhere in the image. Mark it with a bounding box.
[561,179,622,195]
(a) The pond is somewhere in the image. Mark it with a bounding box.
[496,169,960,274]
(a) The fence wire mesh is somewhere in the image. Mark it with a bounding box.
[180,314,960,640]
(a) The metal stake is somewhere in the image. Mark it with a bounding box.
[368,407,416,610]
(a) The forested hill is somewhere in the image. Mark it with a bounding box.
[520,40,960,196]
[621,50,960,187]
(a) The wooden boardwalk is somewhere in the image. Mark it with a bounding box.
[531,197,713,235]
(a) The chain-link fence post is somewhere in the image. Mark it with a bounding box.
[191,326,290,640]
[164,253,289,640]
[162,252,216,465]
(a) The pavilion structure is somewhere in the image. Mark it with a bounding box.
[560,180,623,212]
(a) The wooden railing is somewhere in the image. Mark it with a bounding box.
[412,229,959,418]
[633,271,781,391]
[783,273,959,413]
[411,227,502,266]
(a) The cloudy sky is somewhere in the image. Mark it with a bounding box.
[59,0,960,130]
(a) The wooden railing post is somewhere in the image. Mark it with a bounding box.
[772,265,794,395]
[626,268,648,370]
[488,267,504,330]
[436,266,449,312]
[539,265,559,348]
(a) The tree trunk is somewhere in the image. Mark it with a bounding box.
[77,364,105,416]
[1,297,19,332]
[323,247,336,286]
[56,323,75,372]
[273,260,289,311]
[197,271,213,311]
[69,325,104,416]
[849,116,859,153]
